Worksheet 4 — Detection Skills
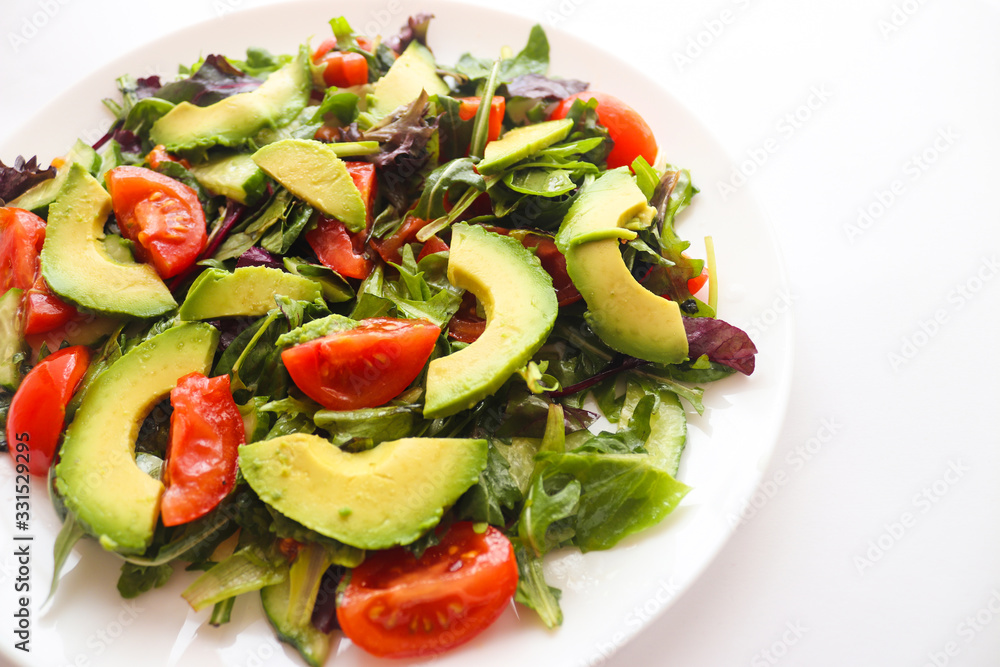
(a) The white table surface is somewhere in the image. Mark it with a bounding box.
[1,1,998,666]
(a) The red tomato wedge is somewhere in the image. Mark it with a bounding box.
[688,266,709,294]
[337,522,518,659]
[457,96,506,143]
[317,51,369,88]
[104,166,207,279]
[281,318,440,411]
[416,235,449,262]
[370,215,433,265]
[6,345,90,476]
[160,373,245,527]
[306,217,372,279]
[511,231,582,307]
[305,163,377,279]
[550,91,658,170]
[0,207,77,335]
[446,292,486,344]
[0,207,44,293]
[22,278,76,334]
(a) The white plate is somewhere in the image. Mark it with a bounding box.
[0,2,792,665]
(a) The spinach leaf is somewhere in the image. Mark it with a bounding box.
[453,441,523,525]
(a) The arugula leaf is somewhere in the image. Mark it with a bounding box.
[117,562,174,599]
[456,24,550,84]
[412,157,485,221]
[518,474,581,556]
[513,544,563,628]
[454,441,524,525]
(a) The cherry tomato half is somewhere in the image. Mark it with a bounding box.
[306,163,377,279]
[6,345,90,476]
[105,166,207,279]
[0,207,77,335]
[337,522,518,659]
[457,96,506,144]
[550,91,658,170]
[281,317,440,411]
[160,372,245,527]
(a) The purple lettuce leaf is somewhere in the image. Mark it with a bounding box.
[384,13,434,54]
[236,246,283,270]
[361,91,437,209]
[0,156,56,205]
[682,317,757,375]
[506,73,589,100]
[155,55,262,107]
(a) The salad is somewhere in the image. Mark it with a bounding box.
[0,13,757,665]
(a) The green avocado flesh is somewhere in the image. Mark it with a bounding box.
[239,434,488,550]
[9,139,100,215]
[178,266,321,320]
[252,139,367,232]
[424,223,558,418]
[368,41,450,118]
[556,168,688,364]
[476,118,573,176]
[149,47,311,152]
[40,163,176,318]
[55,323,219,554]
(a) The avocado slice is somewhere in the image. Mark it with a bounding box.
[476,118,573,176]
[178,267,322,321]
[368,41,450,119]
[238,434,488,550]
[0,288,25,391]
[8,139,100,216]
[424,224,558,418]
[40,163,177,318]
[555,168,688,364]
[189,152,267,205]
[149,47,311,152]
[252,139,367,232]
[54,322,219,553]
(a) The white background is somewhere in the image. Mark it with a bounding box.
[1,1,999,666]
